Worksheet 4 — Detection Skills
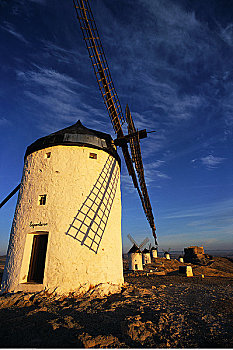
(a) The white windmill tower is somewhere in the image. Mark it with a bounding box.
[150,245,158,259]
[127,234,149,271]
[1,0,157,294]
[142,247,151,265]
[163,248,171,260]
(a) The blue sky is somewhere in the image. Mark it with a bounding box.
[0,0,233,254]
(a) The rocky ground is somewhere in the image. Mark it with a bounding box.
[0,256,233,348]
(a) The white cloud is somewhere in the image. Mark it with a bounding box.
[220,23,233,47]
[200,155,225,169]
[191,155,226,170]
[163,197,233,221]
[0,22,28,44]
[15,63,116,136]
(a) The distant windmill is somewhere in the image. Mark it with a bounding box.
[127,234,149,251]
[1,0,157,294]
[150,245,158,259]
[162,248,171,260]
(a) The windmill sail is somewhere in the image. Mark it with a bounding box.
[127,234,138,248]
[73,0,125,135]
[73,0,157,245]
[126,105,157,244]
[139,237,149,250]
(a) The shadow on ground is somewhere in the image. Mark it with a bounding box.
[0,273,233,348]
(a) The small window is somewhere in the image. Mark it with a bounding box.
[38,195,47,205]
[45,152,51,158]
[89,153,97,159]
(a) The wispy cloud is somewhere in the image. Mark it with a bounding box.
[145,160,170,183]
[17,66,86,93]
[15,64,112,133]
[158,197,233,249]
[191,155,226,170]
[162,197,233,221]
[40,40,85,65]
[99,0,233,147]
[200,155,226,169]
[121,157,169,194]
[219,23,233,47]
[0,21,28,43]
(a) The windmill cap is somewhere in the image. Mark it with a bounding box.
[128,244,141,254]
[142,248,150,253]
[151,246,157,250]
[25,120,120,165]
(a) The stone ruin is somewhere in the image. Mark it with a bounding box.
[183,246,213,265]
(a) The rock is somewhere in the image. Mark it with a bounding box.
[73,283,90,297]
[78,332,122,348]
[122,315,157,345]
[84,283,122,298]
[154,271,166,275]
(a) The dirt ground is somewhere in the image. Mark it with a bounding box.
[0,256,233,348]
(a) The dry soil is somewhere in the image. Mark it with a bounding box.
[0,256,232,348]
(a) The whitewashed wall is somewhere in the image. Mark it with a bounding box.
[128,252,143,271]
[1,145,123,294]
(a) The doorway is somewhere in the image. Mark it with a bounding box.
[27,234,48,283]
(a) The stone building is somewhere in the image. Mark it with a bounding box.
[183,246,212,265]
[1,121,124,294]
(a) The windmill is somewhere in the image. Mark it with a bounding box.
[1,0,157,294]
[150,244,158,259]
[127,234,150,252]
[127,234,151,266]
[127,234,149,271]
[162,248,171,260]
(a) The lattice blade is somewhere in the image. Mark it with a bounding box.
[126,105,157,245]
[73,0,125,136]
[66,155,119,254]
[139,237,149,250]
[121,144,148,216]
[127,234,138,247]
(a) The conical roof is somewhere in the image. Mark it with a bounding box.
[142,248,150,254]
[25,120,120,164]
[128,244,141,254]
[151,246,157,251]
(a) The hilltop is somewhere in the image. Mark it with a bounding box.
[0,255,232,348]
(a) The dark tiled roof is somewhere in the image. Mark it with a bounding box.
[142,248,150,253]
[25,120,120,165]
[128,244,141,254]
